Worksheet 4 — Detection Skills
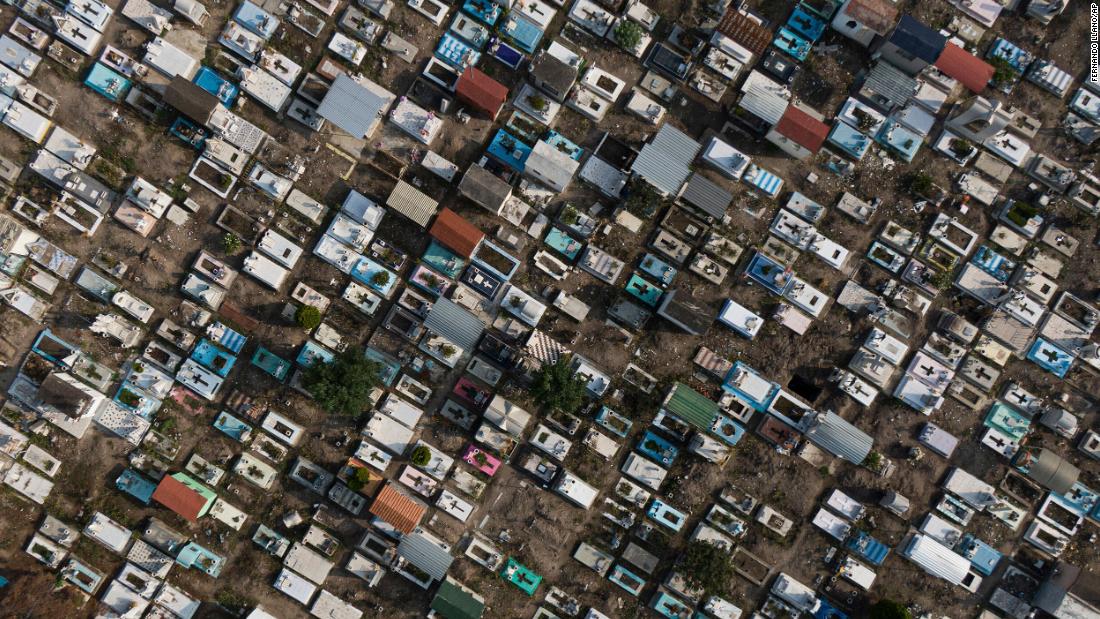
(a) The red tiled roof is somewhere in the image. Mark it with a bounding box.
[716,9,772,56]
[774,106,829,153]
[934,43,993,94]
[152,476,206,522]
[430,208,485,258]
[455,67,509,118]
[370,483,426,534]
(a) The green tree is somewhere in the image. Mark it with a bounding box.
[303,349,382,416]
[614,19,643,51]
[410,445,432,467]
[679,540,735,595]
[295,305,322,330]
[531,355,587,413]
[869,599,911,619]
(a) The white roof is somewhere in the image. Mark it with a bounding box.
[553,470,598,509]
[310,590,362,619]
[717,299,761,338]
[341,190,384,228]
[258,228,303,268]
[143,37,199,79]
[326,213,373,251]
[3,99,50,143]
[621,452,667,490]
[84,512,133,553]
[243,251,290,289]
[239,66,291,111]
[811,508,850,541]
[902,534,971,585]
[365,412,415,454]
[702,136,749,179]
[274,567,318,605]
[313,234,362,273]
[284,542,335,584]
[378,393,424,428]
[389,97,442,145]
[3,461,53,504]
[262,411,304,445]
[825,489,865,520]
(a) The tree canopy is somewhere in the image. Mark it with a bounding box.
[295,304,322,330]
[303,349,382,416]
[869,599,911,619]
[679,540,734,595]
[614,19,643,51]
[531,355,587,413]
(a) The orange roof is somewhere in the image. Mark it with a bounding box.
[430,208,485,258]
[774,106,829,153]
[370,483,426,534]
[716,9,772,56]
[934,43,993,94]
[152,476,207,522]
[455,67,509,118]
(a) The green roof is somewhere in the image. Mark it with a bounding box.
[663,383,719,431]
[171,472,217,516]
[431,580,485,619]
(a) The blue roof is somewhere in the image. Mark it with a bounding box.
[773,27,812,61]
[888,15,946,63]
[176,542,225,577]
[193,66,239,107]
[501,14,543,53]
[827,122,871,159]
[297,340,335,367]
[874,118,922,162]
[85,63,131,102]
[251,346,290,381]
[207,321,246,353]
[436,31,482,68]
[721,361,779,410]
[1027,338,1073,378]
[463,0,500,25]
[847,531,889,565]
[487,129,532,171]
[117,468,157,504]
[637,430,679,466]
[234,0,279,38]
[972,245,1016,282]
[745,251,794,295]
[786,5,826,41]
[191,339,237,377]
[213,411,253,442]
[957,534,1001,576]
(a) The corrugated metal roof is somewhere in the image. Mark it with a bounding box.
[631,124,701,196]
[397,531,454,582]
[431,579,485,619]
[663,382,719,431]
[802,410,873,464]
[317,74,395,138]
[860,61,918,110]
[424,297,485,351]
[680,173,732,219]
[716,9,772,55]
[739,71,790,125]
[903,534,970,585]
[386,180,439,228]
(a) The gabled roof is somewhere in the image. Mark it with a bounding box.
[164,76,219,124]
[886,15,946,63]
[679,173,732,219]
[934,43,993,93]
[396,531,454,582]
[424,297,485,351]
[386,180,438,228]
[431,578,485,619]
[455,67,508,117]
[632,124,701,195]
[430,208,484,258]
[369,483,426,534]
[860,61,918,110]
[458,164,512,211]
[151,474,212,522]
[716,9,771,56]
[529,51,577,93]
[317,74,395,138]
[663,382,719,431]
[774,105,829,152]
[840,0,898,34]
